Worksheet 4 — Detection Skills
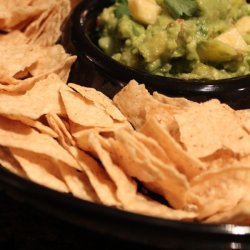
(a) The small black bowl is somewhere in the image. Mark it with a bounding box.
[61,0,250,109]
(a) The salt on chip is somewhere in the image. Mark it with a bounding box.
[139,116,205,179]
[0,74,66,120]
[174,100,250,158]
[60,85,114,128]
[10,147,69,193]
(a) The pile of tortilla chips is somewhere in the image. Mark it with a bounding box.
[1,0,250,226]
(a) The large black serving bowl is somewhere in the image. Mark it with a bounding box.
[61,0,250,109]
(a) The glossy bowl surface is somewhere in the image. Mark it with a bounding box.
[61,0,250,109]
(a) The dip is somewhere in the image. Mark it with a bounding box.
[97,0,250,80]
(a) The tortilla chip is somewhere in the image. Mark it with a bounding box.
[24,0,70,46]
[152,92,198,108]
[0,0,69,47]
[69,83,127,122]
[205,199,250,225]
[125,193,197,221]
[70,120,132,155]
[52,55,77,83]
[0,69,20,85]
[0,74,66,120]
[0,146,26,177]
[0,0,45,31]
[67,146,120,207]
[46,115,121,206]
[56,160,99,202]
[46,113,75,148]
[113,80,186,141]
[87,133,137,204]
[0,75,40,92]
[0,43,40,77]
[4,113,58,138]
[133,132,172,164]
[0,30,28,45]
[45,118,120,206]
[112,128,189,209]
[174,100,250,158]
[199,149,239,171]
[113,80,157,128]
[187,167,250,219]
[0,116,79,170]
[28,45,76,79]
[140,116,205,179]
[60,85,114,128]
[87,132,196,219]
[0,40,75,91]
[10,147,69,193]
[236,109,250,134]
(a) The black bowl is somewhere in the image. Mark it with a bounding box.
[61,0,250,109]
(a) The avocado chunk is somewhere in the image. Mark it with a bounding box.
[197,40,239,63]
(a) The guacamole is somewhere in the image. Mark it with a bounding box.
[97,0,250,80]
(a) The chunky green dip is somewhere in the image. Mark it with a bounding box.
[97,0,250,80]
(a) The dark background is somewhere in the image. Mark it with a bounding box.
[0,190,157,250]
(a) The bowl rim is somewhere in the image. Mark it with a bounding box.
[71,0,250,96]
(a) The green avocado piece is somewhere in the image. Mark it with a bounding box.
[197,40,239,63]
